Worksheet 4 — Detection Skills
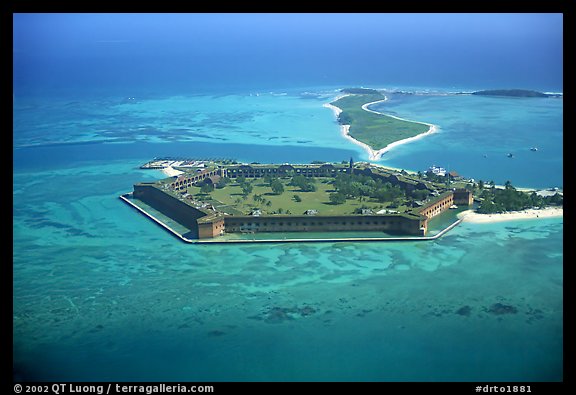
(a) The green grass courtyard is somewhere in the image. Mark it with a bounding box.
[185,177,410,216]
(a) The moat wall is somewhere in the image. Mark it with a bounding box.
[133,183,206,231]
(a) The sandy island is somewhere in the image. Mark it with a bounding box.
[324,95,438,161]
[457,207,563,224]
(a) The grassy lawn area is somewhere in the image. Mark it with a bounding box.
[186,178,406,216]
[332,94,430,150]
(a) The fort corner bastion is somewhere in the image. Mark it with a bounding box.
[125,159,473,242]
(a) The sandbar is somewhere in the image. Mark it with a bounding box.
[457,207,563,223]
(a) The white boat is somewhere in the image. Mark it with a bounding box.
[530,147,538,152]
[449,204,458,209]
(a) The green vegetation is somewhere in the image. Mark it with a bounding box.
[185,175,416,216]
[341,87,381,94]
[200,183,214,195]
[331,93,430,150]
[329,192,346,205]
[289,175,317,192]
[331,173,410,205]
[270,179,285,195]
[472,89,550,98]
[476,182,563,214]
[215,176,231,189]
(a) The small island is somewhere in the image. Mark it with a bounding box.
[121,158,479,242]
[472,89,555,98]
[121,158,562,243]
[324,88,437,160]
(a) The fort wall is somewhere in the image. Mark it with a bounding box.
[417,191,454,219]
[198,217,226,238]
[223,214,425,236]
[453,188,474,205]
[133,183,206,231]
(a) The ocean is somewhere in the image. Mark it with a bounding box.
[13,13,563,382]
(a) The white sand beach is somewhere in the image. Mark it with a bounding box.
[360,98,389,112]
[324,95,438,161]
[161,166,184,177]
[457,207,563,224]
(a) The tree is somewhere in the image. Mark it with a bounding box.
[549,193,563,205]
[241,183,253,196]
[271,179,285,195]
[290,175,316,192]
[478,180,485,190]
[236,176,246,185]
[263,174,273,186]
[529,192,543,208]
[293,194,302,202]
[200,183,214,195]
[329,192,346,205]
[410,189,429,201]
[477,199,499,214]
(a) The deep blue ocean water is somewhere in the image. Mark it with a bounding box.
[13,14,562,382]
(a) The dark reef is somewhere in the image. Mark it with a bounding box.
[487,303,518,315]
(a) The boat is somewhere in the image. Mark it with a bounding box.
[449,204,458,209]
[530,147,538,152]
[507,153,514,158]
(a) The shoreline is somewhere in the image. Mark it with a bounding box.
[323,102,382,160]
[324,95,438,161]
[457,207,563,224]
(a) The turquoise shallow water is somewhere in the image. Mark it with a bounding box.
[14,88,562,188]
[371,93,563,188]
[13,88,563,381]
